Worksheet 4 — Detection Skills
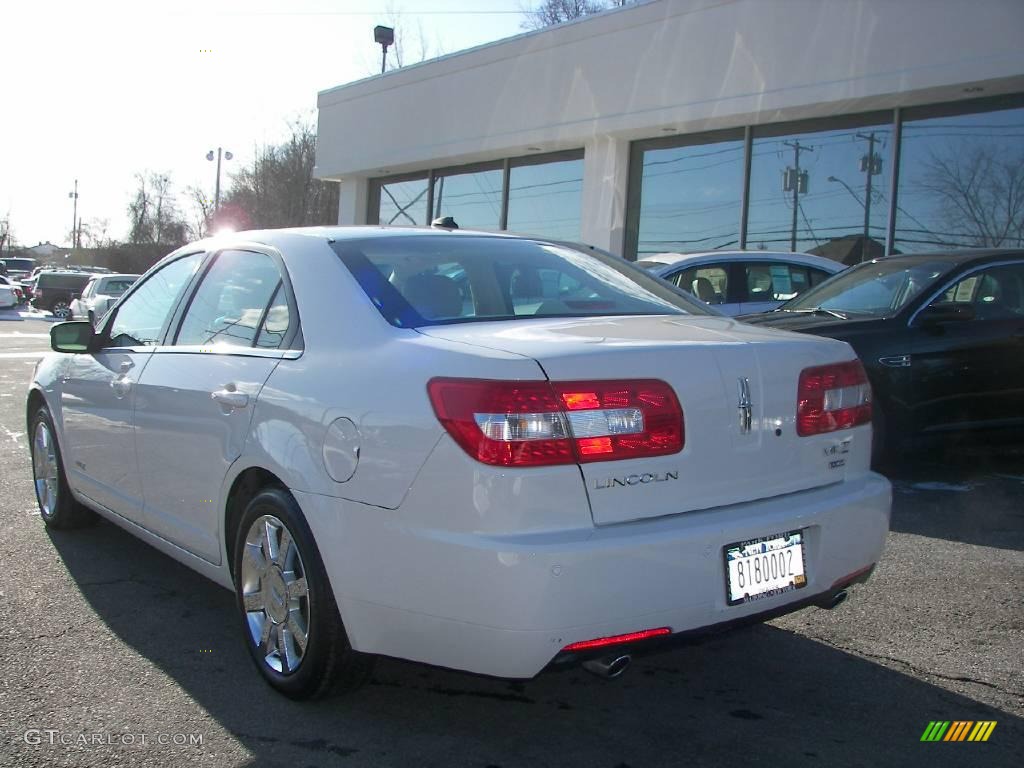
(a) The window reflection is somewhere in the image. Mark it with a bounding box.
[432,167,502,230]
[896,104,1024,252]
[378,177,428,226]
[748,119,891,260]
[507,157,583,241]
[634,137,744,256]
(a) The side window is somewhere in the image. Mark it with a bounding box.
[255,285,292,349]
[175,250,284,347]
[81,280,97,299]
[809,268,832,287]
[747,263,822,302]
[108,253,203,347]
[933,263,1024,321]
[675,266,728,304]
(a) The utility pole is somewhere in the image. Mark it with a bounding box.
[856,132,882,262]
[783,141,812,251]
[68,180,79,249]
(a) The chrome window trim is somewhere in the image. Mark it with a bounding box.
[906,258,1024,327]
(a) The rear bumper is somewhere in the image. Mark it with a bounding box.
[297,472,891,679]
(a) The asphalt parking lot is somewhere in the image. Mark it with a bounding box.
[0,310,1021,768]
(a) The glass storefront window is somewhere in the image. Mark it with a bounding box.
[432,166,503,230]
[747,116,892,258]
[896,102,1024,252]
[506,155,584,241]
[377,176,429,226]
[631,134,745,257]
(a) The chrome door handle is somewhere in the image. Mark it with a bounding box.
[111,378,132,398]
[211,389,249,409]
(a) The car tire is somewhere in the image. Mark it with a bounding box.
[233,487,374,699]
[51,300,71,320]
[30,406,97,529]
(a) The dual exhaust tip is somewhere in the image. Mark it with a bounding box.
[581,654,632,679]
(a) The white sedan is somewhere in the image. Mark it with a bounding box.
[0,275,19,308]
[637,251,844,315]
[29,228,890,699]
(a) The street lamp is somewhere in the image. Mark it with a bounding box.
[374,25,395,74]
[206,148,233,213]
[827,176,864,209]
[68,180,79,248]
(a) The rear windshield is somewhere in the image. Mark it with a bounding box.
[37,272,93,290]
[1,258,36,272]
[332,235,712,328]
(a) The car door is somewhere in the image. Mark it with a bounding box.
[58,253,205,519]
[908,260,1024,433]
[132,248,298,564]
[72,278,96,319]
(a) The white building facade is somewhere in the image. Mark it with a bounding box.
[315,0,1024,259]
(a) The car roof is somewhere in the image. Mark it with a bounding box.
[857,248,1024,266]
[637,250,843,272]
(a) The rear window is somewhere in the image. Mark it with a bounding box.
[333,235,712,328]
[1,258,36,272]
[36,272,93,291]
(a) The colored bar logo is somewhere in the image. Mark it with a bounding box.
[920,721,996,742]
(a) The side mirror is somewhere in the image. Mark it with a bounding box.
[916,302,975,326]
[50,321,96,353]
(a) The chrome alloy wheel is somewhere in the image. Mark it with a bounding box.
[32,421,59,517]
[241,515,310,674]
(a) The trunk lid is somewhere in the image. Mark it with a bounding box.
[419,315,866,525]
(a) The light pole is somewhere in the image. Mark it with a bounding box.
[827,175,864,208]
[374,25,395,74]
[68,180,79,248]
[206,148,233,213]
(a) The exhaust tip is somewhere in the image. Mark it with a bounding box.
[582,654,632,679]
[826,589,849,610]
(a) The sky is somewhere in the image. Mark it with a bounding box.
[0,0,527,247]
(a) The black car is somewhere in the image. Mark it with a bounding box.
[31,271,95,319]
[740,250,1024,464]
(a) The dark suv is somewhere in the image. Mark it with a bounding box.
[32,271,95,319]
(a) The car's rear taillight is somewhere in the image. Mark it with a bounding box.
[427,378,684,467]
[797,360,872,436]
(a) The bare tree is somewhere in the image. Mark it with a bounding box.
[522,0,608,29]
[0,215,13,253]
[921,145,1024,248]
[126,172,189,247]
[221,117,339,230]
[184,185,214,240]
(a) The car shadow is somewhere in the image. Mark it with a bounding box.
[47,520,1021,767]
[880,443,1024,551]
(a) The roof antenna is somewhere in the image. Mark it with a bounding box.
[431,216,458,230]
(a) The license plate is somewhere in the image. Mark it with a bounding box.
[724,530,807,606]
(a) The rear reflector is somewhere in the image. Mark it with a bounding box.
[562,627,672,652]
[427,378,684,467]
[797,360,872,436]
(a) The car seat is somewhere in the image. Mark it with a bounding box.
[692,276,718,303]
[403,273,463,320]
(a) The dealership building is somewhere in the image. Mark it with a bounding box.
[315,0,1024,261]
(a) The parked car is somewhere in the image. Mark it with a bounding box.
[636,251,843,315]
[0,277,17,309]
[0,274,25,305]
[28,228,890,699]
[31,270,95,319]
[0,256,37,282]
[70,274,140,324]
[740,249,1024,464]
